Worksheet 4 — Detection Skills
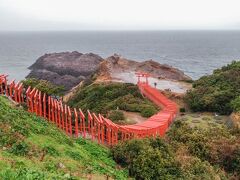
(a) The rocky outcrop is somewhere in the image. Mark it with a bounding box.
[97,54,191,81]
[27,52,191,92]
[27,51,103,91]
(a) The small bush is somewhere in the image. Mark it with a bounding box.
[225,147,240,174]
[108,110,125,122]
[44,161,58,173]
[65,150,82,161]
[140,107,157,117]
[9,142,29,156]
[42,145,59,156]
[132,147,181,179]
[180,107,186,113]
[231,96,240,112]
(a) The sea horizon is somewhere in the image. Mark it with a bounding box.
[1,30,240,80]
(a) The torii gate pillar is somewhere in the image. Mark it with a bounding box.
[135,72,150,85]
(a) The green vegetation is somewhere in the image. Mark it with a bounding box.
[112,117,240,179]
[112,138,182,179]
[4,61,240,179]
[231,96,240,112]
[179,107,186,113]
[0,96,127,179]
[108,110,125,122]
[68,83,159,120]
[22,78,65,96]
[168,120,240,177]
[185,61,240,114]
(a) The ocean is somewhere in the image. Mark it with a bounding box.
[0,30,240,81]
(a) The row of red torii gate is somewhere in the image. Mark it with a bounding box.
[0,73,178,146]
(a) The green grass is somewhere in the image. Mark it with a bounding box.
[0,96,128,179]
[68,82,159,120]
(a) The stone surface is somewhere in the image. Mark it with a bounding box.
[97,54,191,81]
[27,51,103,91]
[27,52,191,92]
[96,54,192,93]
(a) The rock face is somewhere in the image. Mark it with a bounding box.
[27,51,103,91]
[97,54,191,81]
[27,52,191,92]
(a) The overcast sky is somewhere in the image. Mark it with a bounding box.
[1,0,240,31]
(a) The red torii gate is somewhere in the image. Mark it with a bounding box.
[135,72,150,85]
[0,72,178,146]
[0,74,8,95]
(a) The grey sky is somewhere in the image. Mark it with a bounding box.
[0,0,240,31]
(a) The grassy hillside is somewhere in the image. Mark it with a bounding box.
[0,96,127,179]
[68,83,159,122]
[185,61,240,114]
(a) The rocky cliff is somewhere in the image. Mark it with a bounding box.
[27,52,191,92]
[27,51,103,91]
[97,54,191,81]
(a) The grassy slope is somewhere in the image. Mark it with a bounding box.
[0,96,127,179]
[68,82,159,120]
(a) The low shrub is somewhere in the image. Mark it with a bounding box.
[42,145,60,156]
[132,147,181,179]
[65,150,82,161]
[231,96,240,112]
[180,107,186,113]
[108,110,125,122]
[229,147,240,174]
[140,107,157,117]
[9,142,29,156]
[44,161,58,173]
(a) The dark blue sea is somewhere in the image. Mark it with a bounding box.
[1,30,240,80]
